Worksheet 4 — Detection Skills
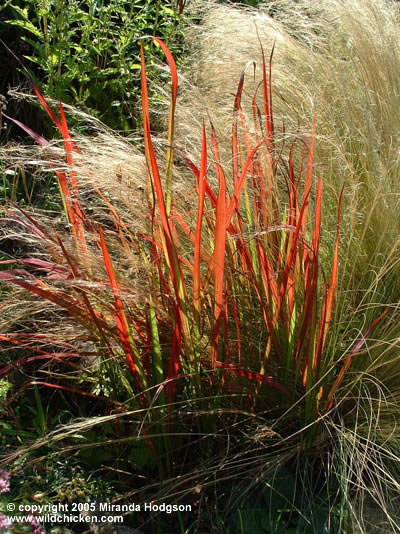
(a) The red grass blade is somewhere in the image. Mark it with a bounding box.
[277,183,312,320]
[151,37,178,108]
[7,207,54,241]
[29,381,107,400]
[151,37,178,215]
[295,175,322,373]
[180,153,218,208]
[216,361,290,397]
[301,114,316,237]
[193,124,207,356]
[140,44,186,312]
[32,83,62,129]
[232,63,255,187]
[259,41,275,150]
[166,306,182,406]
[225,139,266,227]
[58,101,87,249]
[210,127,227,368]
[5,104,80,234]
[31,85,87,238]
[323,308,389,412]
[0,257,71,279]
[0,336,80,377]
[98,226,145,394]
[3,114,50,147]
[0,271,87,318]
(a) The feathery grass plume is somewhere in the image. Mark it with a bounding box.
[180,0,400,291]
[179,0,400,428]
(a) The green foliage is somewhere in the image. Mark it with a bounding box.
[0,163,36,205]
[229,466,345,533]
[2,0,185,131]
[0,0,185,206]
[0,380,12,410]
[1,459,114,527]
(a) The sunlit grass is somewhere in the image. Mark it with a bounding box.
[0,1,400,531]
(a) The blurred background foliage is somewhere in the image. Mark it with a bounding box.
[0,0,186,137]
[0,0,187,205]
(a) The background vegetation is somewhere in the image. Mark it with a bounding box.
[1,0,185,132]
[0,0,185,206]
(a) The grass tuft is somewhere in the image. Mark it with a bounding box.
[1,1,400,531]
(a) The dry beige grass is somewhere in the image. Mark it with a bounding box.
[175,0,400,296]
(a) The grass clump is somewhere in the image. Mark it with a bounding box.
[1,0,400,532]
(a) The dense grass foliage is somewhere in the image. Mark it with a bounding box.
[1,1,400,533]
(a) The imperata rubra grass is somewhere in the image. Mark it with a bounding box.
[1,36,366,458]
[1,4,398,528]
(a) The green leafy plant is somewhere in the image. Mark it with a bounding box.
[3,0,185,131]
